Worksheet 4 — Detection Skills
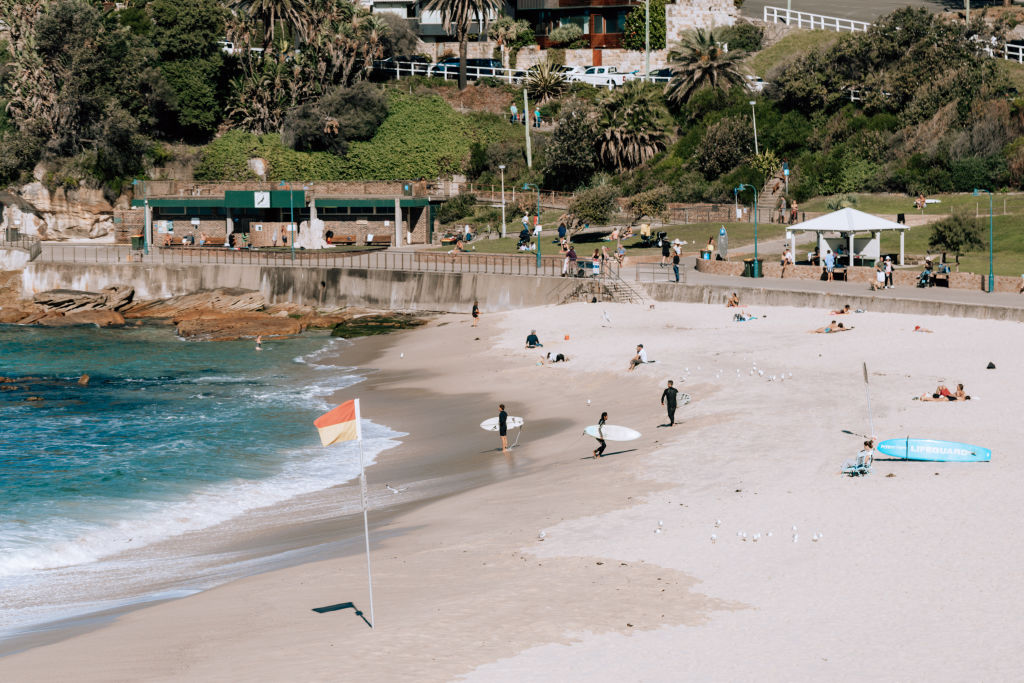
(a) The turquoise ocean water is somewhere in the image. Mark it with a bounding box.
[0,325,399,640]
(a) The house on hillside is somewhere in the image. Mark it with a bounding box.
[363,0,505,43]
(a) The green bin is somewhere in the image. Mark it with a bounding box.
[131,234,144,250]
[743,258,763,278]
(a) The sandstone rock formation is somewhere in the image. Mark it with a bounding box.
[1,177,120,241]
[33,285,134,312]
[123,288,266,319]
[176,314,303,341]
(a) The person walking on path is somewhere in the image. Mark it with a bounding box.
[661,380,679,426]
[593,411,608,458]
[472,300,480,327]
[498,404,509,453]
[824,249,835,282]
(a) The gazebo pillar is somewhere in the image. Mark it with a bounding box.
[848,232,855,267]
[899,230,905,265]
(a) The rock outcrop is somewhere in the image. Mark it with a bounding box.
[35,310,126,328]
[1,174,120,241]
[33,285,134,312]
[176,314,303,341]
[123,288,266,319]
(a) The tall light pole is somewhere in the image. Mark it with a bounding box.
[749,100,759,156]
[644,0,650,82]
[280,180,295,261]
[524,183,541,269]
[974,188,993,292]
[499,164,506,238]
[523,90,532,169]
[735,183,761,277]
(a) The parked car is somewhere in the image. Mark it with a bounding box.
[566,65,631,89]
[430,58,503,79]
[745,75,768,93]
[645,67,673,83]
[373,55,431,76]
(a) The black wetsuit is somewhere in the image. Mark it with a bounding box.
[498,410,508,436]
[661,386,679,425]
[594,417,607,457]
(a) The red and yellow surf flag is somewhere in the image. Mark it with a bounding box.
[314,398,362,447]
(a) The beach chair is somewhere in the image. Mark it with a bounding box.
[842,450,873,477]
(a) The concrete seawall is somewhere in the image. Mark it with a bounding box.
[21,262,1024,322]
[22,263,580,313]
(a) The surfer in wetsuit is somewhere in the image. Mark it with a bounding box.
[661,380,678,427]
[498,404,509,453]
[593,412,608,458]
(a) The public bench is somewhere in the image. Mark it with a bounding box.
[367,235,392,247]
[330,234,357,246]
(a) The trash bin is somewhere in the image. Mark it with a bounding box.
[743,258,763,278]
[5,228,19,241]
[131,234,144,250]
[699,250,711,260]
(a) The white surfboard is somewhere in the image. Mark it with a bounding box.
[583,424,641,441]
[480,416,524,431]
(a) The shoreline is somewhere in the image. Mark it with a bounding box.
[2,300,1023,680]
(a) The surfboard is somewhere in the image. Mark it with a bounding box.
[583,424,641,441]
[480,416,524,431]
[877,438,991,463]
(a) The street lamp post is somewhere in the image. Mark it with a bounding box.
[735,183,761,277]
[974,188,993,292]
[749,100,759,156]
[280,180,295,261]
[499,165,506,238]
[524,183,541,269]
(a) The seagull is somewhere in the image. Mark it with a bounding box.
[400,353,404,358]
[711,534,717,543]
[538,531,546,540]
[385,483,408,494]
[714,519,721,527]
[793,534,799,543]
[602,310,612,326]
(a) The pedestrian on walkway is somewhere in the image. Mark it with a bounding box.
[672,250,680,282]
[884,256,893,289]
[661,380,679,426]
[824,250,835,282]
[593,412,608,458]
[472,300,480,327]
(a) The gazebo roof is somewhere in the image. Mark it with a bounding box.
[789,207,907,233]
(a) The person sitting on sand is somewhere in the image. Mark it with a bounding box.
[830,304,852,315]
[812,321,852,334]
[628,344,648,371]
[726,292,740,308]
[525,330,543,348]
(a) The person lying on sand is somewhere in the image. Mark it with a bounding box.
[541,351,568,364]
[913,325,933,333]
[830,304,852,315]
[918,383,970,401]
[726,293,740,308]
[812,321,852,333]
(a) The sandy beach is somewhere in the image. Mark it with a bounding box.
[2,297,1023,681]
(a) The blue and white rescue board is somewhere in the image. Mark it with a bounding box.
[877,438,991,462]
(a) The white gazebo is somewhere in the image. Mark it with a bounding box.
[786,207,910,267]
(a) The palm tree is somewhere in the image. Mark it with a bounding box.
[525,61,567,103]
[664,28,746,107]
[229,0,310,49]
[594,82,668,172]
[423,0,501,90]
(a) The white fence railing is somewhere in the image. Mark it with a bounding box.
[372,60,671,87]
[763,6,870,33]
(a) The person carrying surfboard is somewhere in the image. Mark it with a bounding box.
[498,404,509,453]
[593,412,608,458]
[661,380,679,427]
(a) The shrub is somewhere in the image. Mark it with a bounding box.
[717,22,763,52]
[928,208,984,268]
[625,187,670,223]
[543,98,598,190]
[694,117,751,179]
[436,193,478,224]
[568,184,619,225]
[548,25,583,48]
[282,82,388,155]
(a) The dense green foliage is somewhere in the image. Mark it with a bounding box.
[282,82,389,154]
[436,192,478,224]
[568,185,619,225]
[623,0,666,52]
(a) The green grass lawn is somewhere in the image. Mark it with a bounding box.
[800,192,1024,216]
[745,31,840,78]
[877,214,1024,276]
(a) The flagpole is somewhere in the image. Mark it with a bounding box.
[355,399,375,628]
[862,362,875,440]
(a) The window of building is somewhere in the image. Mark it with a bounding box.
[593,15,606,35]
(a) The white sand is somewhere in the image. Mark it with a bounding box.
[2,300,1021,681]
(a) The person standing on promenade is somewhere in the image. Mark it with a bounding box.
[661,380,679,426]
[498,404,509,453]
[472,300,480,327]
[672,249,680,282]
[660,237,670,267]
[824,249,835,282]
[884,256,894,289]
[593,412,608,458]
